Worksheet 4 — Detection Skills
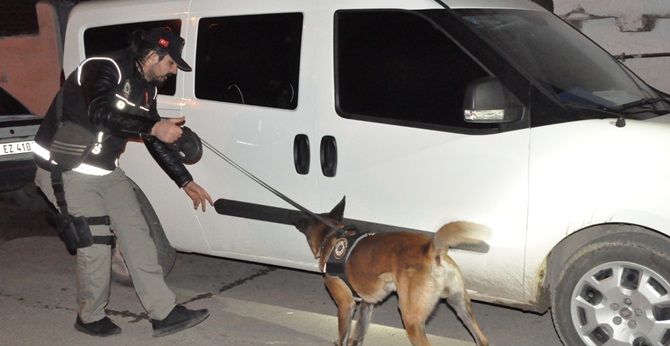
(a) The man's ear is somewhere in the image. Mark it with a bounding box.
[329,196,346,222]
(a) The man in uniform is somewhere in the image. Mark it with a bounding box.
[33,27,213,337]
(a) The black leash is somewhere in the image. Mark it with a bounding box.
[201,139,345,232]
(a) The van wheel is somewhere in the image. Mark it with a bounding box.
[110,182,177,286]
[111,247,133,286]
[9,183,46,210]
[551,233,670,346]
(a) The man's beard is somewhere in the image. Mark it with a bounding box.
[151,73,174,87]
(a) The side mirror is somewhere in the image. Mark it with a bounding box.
[463,77,524,123]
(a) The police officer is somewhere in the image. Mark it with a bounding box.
[33,27,213,337]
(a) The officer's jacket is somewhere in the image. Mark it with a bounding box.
[35,50,192,187]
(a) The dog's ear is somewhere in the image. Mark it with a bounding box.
[289,211,310,235]
[329,196,346,222]
[289,211,323,259]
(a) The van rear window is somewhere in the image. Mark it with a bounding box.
[195,13,303,110]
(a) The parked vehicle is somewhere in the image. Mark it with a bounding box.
[0,86,41,206]
[63,1,670,345]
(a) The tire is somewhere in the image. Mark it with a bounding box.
[551,233,670,346]
[111,246,133,286]
[9,183,47,210]
[111,182,177,286]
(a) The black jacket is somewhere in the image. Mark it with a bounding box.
[35,50,192,187]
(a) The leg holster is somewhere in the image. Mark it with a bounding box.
[50,166,116,255]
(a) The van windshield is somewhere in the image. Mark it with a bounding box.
[455,9,665,113]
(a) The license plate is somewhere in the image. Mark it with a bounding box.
[0,140,35,156]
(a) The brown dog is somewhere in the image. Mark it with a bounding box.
[291,198,489,346]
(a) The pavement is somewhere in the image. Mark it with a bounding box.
[0,186,474,345]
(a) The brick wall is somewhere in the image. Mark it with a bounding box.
[0,2,61,117]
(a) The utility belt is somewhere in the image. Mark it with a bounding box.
[49,165,115,255]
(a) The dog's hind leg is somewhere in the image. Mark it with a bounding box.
[397,289,437,346]
[326,275,357,346]
[398,310,431,346]
[445,291,488,346]
[349,300,374,346]
[443,274,489,346]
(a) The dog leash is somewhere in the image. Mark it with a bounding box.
[201,138,345,232]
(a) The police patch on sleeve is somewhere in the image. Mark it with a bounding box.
[123,79,132,98]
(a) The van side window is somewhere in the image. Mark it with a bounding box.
[83,20,183,96]
[195,13,303,110]
[335,10,495,131]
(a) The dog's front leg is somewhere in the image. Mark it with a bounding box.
[325,275,356,346]
[349,300,374,346]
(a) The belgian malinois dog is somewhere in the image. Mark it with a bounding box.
[291,198,489,346]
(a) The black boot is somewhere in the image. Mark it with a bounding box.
[151,305,209,337]
[74,316,121,336]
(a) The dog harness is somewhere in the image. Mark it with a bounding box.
[323,229,375,294]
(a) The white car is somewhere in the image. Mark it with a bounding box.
[63,1,670,345]
[0,86,41,206]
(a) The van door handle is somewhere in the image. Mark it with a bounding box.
[320,135,337,177]
[293,134,310,175]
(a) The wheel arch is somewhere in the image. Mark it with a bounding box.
[535,223,670,311]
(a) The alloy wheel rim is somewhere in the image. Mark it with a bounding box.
[569,261,670,346]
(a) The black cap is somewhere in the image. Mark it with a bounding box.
[143,27,192,71]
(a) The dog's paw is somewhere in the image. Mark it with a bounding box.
[347,340,362,346]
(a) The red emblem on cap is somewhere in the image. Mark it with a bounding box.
[158,38,169,47]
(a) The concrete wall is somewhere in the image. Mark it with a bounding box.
[555,0,670,93]
[0,2,61,117]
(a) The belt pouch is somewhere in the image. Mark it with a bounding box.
[50,121,96,170]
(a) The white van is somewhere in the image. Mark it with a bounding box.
[63,0,670,345]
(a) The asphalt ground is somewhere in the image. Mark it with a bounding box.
[0,186,473,345]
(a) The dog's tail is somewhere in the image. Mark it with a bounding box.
[433,221,491,253]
